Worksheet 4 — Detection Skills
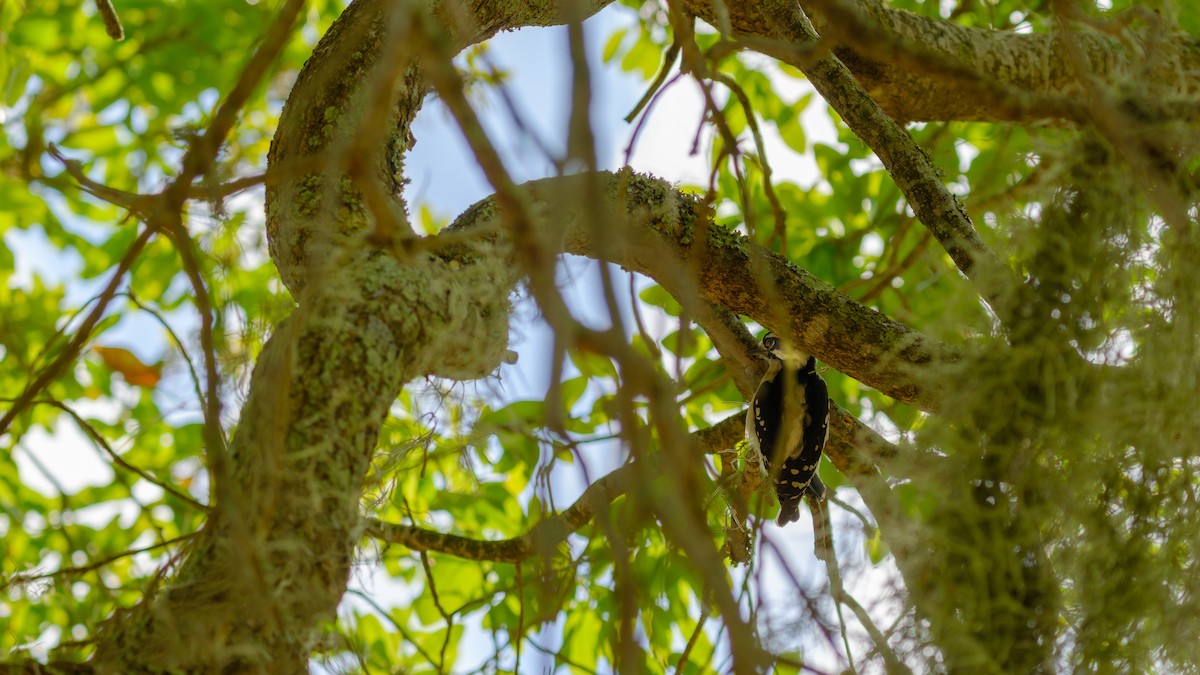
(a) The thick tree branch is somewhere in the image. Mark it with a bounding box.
[800,0,1088,124]
[92,1,622,667]
[86,0,947,668]
[265,0,614,295]
[836,0,1200,123]
[449,170,956,413]
[690,299,902,475]
[688,0,1200,124]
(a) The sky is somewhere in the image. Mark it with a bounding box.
[380,9,892,673]
[5,4,896,672]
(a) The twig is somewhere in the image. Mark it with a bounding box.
[677,614,709,672]
[367,454,659,563]
[828,491,873,532]
[366,414,746,561]
[480,53,561,166]
[160,217,226,487]
[857,230,933,303]
[514,560,525,674]
[348,589,441,667]
[122,292,206,414]
[94,0,124,40]
[527,637,599,675]
[47,144,150,213]
[417,549,454,671]
[624,40,682,123]
[43,399,209,512]
[623,72,684,165]
[711,71,789,258]
[0,226,156,436]
[159,0,305,550]
[763,0,1025,312]
[816,497,911,675]
[166,0,306,193]
[2,533,196,592]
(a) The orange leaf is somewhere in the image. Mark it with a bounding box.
[94,346,163,388]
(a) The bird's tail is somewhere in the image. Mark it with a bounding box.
[776,500,801,526]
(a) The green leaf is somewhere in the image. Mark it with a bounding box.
[602,28,627,62]
[638,283,682,316]
[778,117,807,154]
[618,30,668,80]
[569,348,618,382]
[865,526,890,565]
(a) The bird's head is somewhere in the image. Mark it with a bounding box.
[761,331,783,355]
[761,331,816,370]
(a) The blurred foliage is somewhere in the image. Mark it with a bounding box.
[601,0,1200,672]
[2,0,1199,672]
[0,0,333,664]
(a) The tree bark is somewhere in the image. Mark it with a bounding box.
[81,0,1195,669]
[688,0,1200,123]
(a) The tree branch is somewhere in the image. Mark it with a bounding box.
[90,0,925,668]
[448,170,957,413]
[367,376,905,562]
[688,0,1200,124]
[367,453,652,564]
[801,0,1091,123]
[0,226,156,438]
[0,662,94,675]
[683,0,1025,316]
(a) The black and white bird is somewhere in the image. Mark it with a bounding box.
[745,331,830,526]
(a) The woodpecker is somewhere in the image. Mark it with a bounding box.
[745,331,830,526]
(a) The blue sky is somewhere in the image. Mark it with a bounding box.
[6,6,893,670]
